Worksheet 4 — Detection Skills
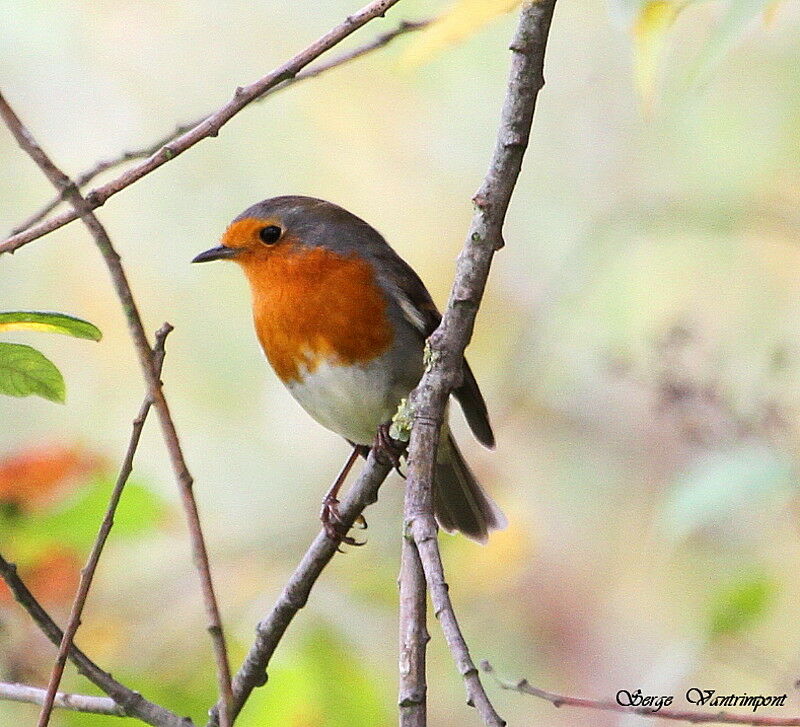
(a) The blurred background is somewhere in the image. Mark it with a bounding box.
[2,0,800,725]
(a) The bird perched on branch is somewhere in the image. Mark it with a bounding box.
[193,196,505,543]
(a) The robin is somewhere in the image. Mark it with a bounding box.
[192,196,506,543]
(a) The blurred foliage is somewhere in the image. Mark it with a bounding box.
[707,569,775,639]
[633,0,682,110]
[0,443,168,601]
[401,0,522,67]
[0,311,101,403]
[0,444,102,512]
[2,0,800,725]
[237,625,392,727]
[660,445,796,542]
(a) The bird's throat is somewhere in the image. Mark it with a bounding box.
[242,245,394,383]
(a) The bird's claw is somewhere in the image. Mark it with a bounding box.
[374,423,406,478]
[320,495,366,548]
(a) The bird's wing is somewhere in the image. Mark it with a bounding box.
[374,247,495,449]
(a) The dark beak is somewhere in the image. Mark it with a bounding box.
[191,245,240,263]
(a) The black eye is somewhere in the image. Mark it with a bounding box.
[259,225,282,245]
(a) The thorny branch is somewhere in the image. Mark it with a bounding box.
[35,323,172,727]
[9,18,429,237]
[0,92,234,727]
[482,662,800,726]
[401,1,558,726]
[0,553,192,727]
[0,0,406,255]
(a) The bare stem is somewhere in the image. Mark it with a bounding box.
[482,662,800,726]
[0,92,234,727]
[402,1,558,725]
[398,533,429,726]
[0,682,125,718]
[34,323,172,727]
[0,0,406,255]
[0,554,192,727]
[206,451,393,727]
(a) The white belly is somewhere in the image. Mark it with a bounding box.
[286,355,410,445]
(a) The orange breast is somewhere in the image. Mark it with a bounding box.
[240,243,393,383]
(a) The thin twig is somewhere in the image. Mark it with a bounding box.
[0,92,234,727]
[411,516,505,725]
[35,323,172,727]
[8,18,429,237]
[0,682,125,718]
[398,534,428,726]
[482,662,800,726]
[402,2,558,726]
[206,451,393,727]
[0,0,405,255]
[0,554,192,727]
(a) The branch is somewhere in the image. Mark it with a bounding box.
[35,323,172,727]
[0,92,234,727]
[206,452,393,727]
[402,1,558,726]
[398,534,429,726]
[482,663,800,726]
[0,682,125,718]
[0,0,406,255]
[0,554,192,727]
[8,18,429,237]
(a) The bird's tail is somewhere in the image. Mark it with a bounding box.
[433,429,507,544]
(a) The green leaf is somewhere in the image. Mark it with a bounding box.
[708,571,775,638]
[0,342,65,403]
[0,311,102,341]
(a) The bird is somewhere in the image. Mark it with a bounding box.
[192,195,506,543]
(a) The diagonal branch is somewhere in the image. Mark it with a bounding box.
[0,0,405,255]
[35,323,172,727]
[0,554,193,727]
[482,662,800,726]
[0,92,234,727]
[206,452,393,727]
[0,682,125,718]
[402,1,558,725]
[9,18,429,237]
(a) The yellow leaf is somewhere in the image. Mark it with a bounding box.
[400,0,524,68]
[632,0,682,113]
[763,0,783,25]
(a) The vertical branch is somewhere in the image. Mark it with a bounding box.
[0,92,234,727]
[403,1,558,725]
[34,324,172,727]
[398,534,428,726]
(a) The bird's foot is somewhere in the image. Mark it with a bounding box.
[373,423,407,479]
[320,494,366,549]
